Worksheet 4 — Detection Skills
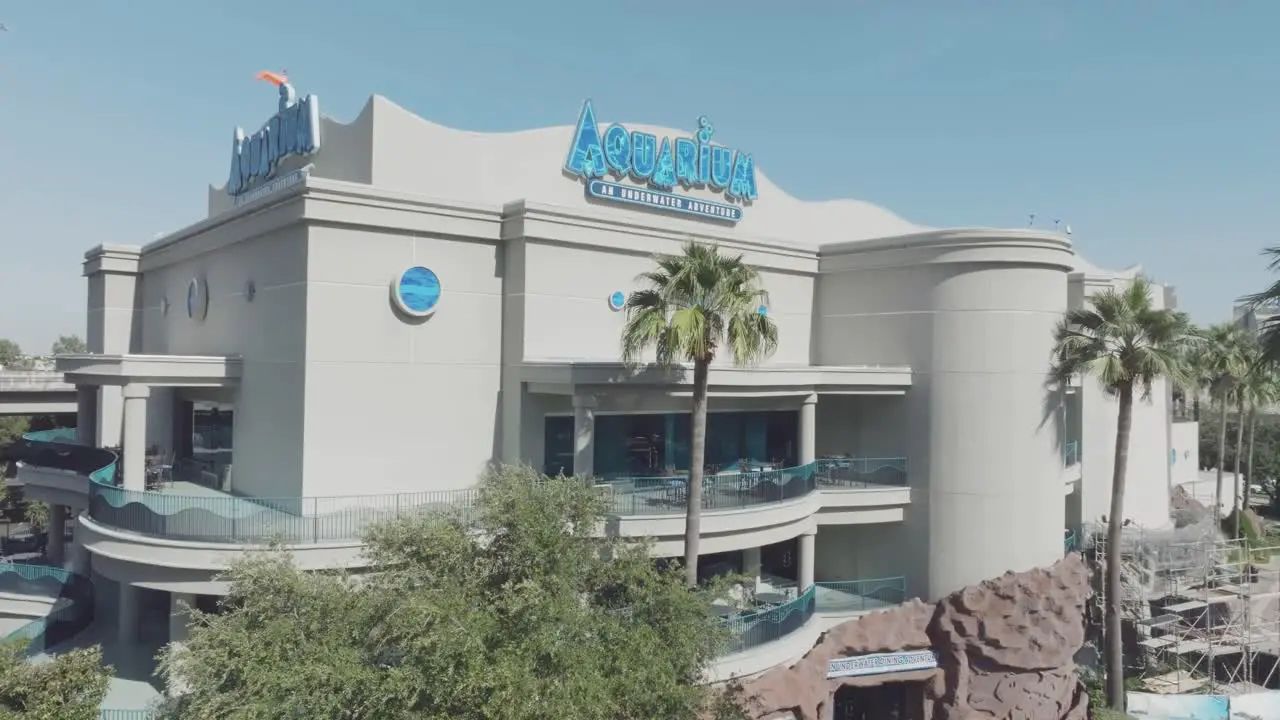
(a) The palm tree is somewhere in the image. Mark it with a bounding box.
[621,241,777,588]
[1230,339,1264,536]
[1241,246,1280,363]
[1241,359,1280,522]
[1200,323,1253,520]
[1050,277,1193,710]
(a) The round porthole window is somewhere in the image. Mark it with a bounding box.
[391,266,441,318]
[244,279,257,302]
[187,277,209,321]
[608,291,626,312]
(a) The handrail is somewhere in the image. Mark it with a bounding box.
[720,586,816,654]
[21,428,480,544]
[20,429,909,543]
[814,576,907,613]
[0,562,94,654]
[602,457,908,516]
[815,457,909,488]
[1064,440,1080,467]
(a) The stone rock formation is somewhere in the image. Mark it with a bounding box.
[735,554,1091,720]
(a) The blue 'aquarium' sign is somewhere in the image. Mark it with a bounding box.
[227,82,321,197]
[563,100,756,223]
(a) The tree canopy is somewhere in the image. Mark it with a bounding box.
[0,640,112,720]
[0,340,26,370]
[156,465,752,720]
[49,336,85,356]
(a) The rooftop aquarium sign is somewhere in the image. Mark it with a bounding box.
[563,100,756,224]
[227,81,320,197]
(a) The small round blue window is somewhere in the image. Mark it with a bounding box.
[608,291,626,312]
[393,266,441,317]
[757,305,768,316]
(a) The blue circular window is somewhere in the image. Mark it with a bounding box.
[757,304,768,316]
[392,266,441,317]
[608,291,626,312]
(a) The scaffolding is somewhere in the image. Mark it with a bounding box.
[1086,519,1280,695]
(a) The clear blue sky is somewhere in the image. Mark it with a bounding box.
[1,1,1277,352]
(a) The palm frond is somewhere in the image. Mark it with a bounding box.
[1051,277,1194,397]
[620,240,778,370]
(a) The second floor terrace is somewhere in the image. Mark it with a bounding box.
[13,428,911,548]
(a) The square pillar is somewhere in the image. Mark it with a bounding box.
[573,394,596,478]
[46,504,66,566]
[169,592,194,645]
[75,386,98,446]
[743,547,762,590]
[118,583,139,643]
[69,538,90,575]
[122,384,151,491]
[798,529,816,592]
[799,394,817,465]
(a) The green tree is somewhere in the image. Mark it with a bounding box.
[0,640,113,719]
[1242,361,1280,516]
[0,416,30,449]
[1199,323,1253,518]
[1242,247,1280,363]
[0,340,27,370]
[157,465,751,720]
[1051,277,1193,710]
[49,336,86,356]
[620,241,777,587]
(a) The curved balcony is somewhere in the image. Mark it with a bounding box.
[721,586,816,655]
[602,457,908,516]
[14,428,118,485]
[19,430,908,551]
[87,486,477,544]
[814,576,907,614]
[0,563,94,653]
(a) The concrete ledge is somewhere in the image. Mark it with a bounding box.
[76,513,372,594]
[0,591,72,619]
[706,614,824,683]
[15,462,91,511]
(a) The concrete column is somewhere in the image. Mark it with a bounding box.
[46,504,66,565]
[798,529,816,592]
[69,539,90,575]
[75,386,98,446]
[169,592,194,645]
[573,394,596,478]
[743,547,762,590]
[118,583,139,643]
[799,394,817,465]
[122,384,150,491]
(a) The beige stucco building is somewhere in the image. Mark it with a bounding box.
[14,84,1183,682]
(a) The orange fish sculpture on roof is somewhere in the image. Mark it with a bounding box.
[226,71,320,197]
[255,70,288,87]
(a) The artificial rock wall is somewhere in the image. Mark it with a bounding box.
[738,554,1091,720]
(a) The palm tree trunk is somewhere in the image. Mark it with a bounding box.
[1246,405,1258,514]
[684,357,709,588]
[1106,382,1135,710]
[1234,392,1246,537]
[1217,397,1229,520]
